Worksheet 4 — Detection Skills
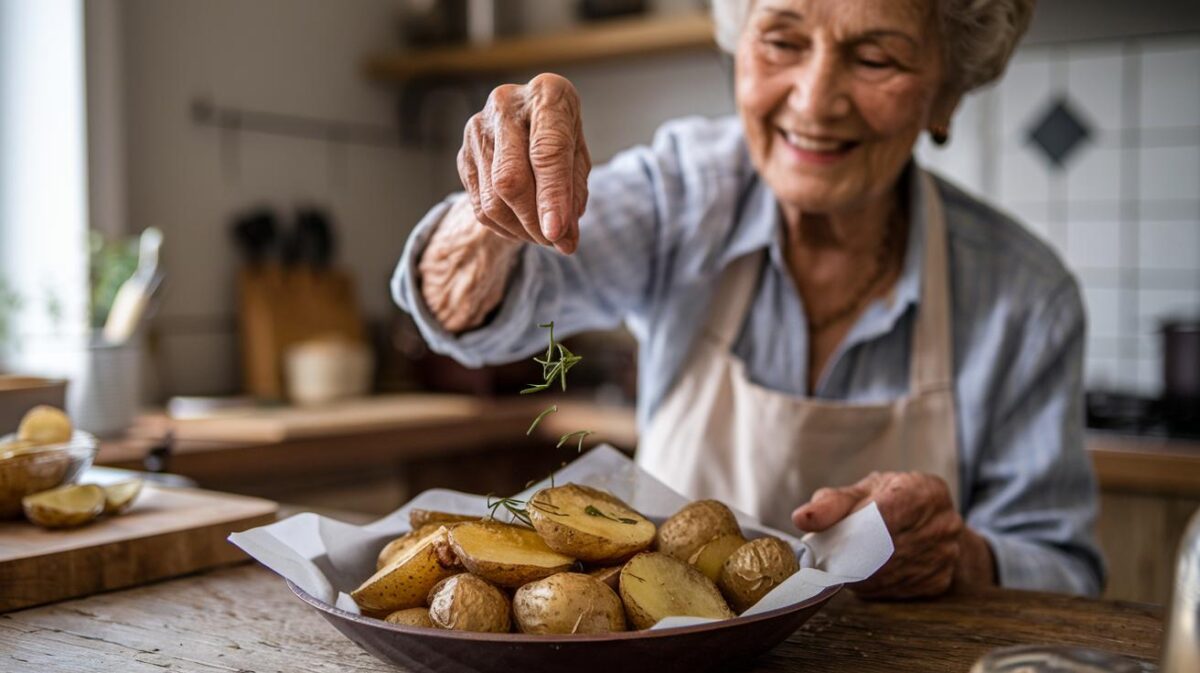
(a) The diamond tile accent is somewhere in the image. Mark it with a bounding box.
[1026,98,1091,168]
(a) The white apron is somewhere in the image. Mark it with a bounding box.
[638,171,959,532]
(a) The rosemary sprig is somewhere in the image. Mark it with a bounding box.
[527,404,558,435]
[521,322,583,394]
[584,504,638,525]
[486,494,531,526]
[556,429,594,453]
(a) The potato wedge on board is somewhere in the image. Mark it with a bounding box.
[447,520,575,587]
[352,527,459,613]
[22,483,105,528]
[527,484,655,564]
[619,552,734,630]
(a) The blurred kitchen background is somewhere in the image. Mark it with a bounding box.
[0,0,1198,604]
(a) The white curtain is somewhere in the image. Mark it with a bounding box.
[0,0,90,367]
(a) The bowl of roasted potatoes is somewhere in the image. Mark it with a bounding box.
[288,483,840,673]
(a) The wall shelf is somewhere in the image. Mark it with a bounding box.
[364,12,716,83]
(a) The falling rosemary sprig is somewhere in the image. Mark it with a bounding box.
[527,404,558,436]
[584,504,638,525]
[557,429,594,453]
[521,322,583,394]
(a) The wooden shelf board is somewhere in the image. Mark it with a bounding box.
[365,13,716,82]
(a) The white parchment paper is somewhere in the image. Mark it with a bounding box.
[229,445,894,627]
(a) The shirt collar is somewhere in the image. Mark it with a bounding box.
[723,162,929,335]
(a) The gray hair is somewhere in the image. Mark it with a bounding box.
[711,0,1035,92]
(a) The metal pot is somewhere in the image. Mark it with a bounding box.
[1162,318,1200,434]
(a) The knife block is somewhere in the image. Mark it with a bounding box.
[236,264,365,400]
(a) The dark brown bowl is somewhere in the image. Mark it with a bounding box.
[288,579,841,673]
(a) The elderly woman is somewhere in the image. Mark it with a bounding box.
[393,0,1104,599]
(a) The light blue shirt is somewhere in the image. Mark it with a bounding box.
[393,116,1104,597]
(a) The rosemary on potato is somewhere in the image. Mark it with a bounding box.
[584,504,638,525]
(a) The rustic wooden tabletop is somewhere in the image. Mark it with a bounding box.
[1,563,1163,673]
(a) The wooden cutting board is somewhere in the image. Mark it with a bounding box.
[169,393,487,443]
[0,485,277,612]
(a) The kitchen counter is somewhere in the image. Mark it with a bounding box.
[1,563,1163,673]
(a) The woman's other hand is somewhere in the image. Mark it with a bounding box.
[459,73,590,255]
[791,471,996,599]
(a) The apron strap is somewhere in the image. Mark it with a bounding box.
[706,252,764,349]
[909,170,956,394]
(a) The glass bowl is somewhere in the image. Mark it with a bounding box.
[0,430,99,519]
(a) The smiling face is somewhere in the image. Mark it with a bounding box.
[736,0,954,217]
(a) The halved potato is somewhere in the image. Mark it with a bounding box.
[384,607,434,628]
[409,509,479,529]
[447,520,575,587]
[352,526,459,613]
[102,479,143,515]
[587,565,622,591]
[527,484,655,564]
[376,523,449,570]
[17,405,73,445]
[718,536,800,613]
[688,533,747,582]
[22,483,105,528]
[619,552,734,629]
[655,500,742,562]
[514,572,626,635]
[427,574,511,633]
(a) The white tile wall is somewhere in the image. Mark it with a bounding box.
[980,33,1200,394]
[1138,44,1200,129]
[1138,145,1200,201]
[1067,219,1122,270]
[1138,220,1200,270]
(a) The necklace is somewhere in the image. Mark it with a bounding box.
[805,208,902,334]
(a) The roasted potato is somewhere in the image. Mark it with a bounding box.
[514,572,626,635]
[22,483,105,528]
[448,520,575,587]
[718,536,800,613]
[384,607,435,628]
[527,484,655,564]
[619,552,734,629]
[352,526,459,613]
[587,565,622,591]
[409,508,480,529]
[655,500,742,562]
[427,574,511,633]
[102,479,143,515]
[376,522,453,570]
[688,533,747,582]
[17,405,73,445]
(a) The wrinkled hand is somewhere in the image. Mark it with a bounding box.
[791,471,994,599]
[459,73,591,255]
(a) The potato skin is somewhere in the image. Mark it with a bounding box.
[655,500,742,562]
[513,572,626,635]
[384,607,435,628]
[527,484,655,564]
[688,533,746,582]
[718,536,800,613]
[427,574,511,633]
[587,565,622,591]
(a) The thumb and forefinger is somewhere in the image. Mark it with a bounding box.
[791,477,877,533]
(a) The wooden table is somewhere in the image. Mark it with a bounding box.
[1,563,1163,673]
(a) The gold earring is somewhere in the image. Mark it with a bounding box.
[930,123,949,146]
